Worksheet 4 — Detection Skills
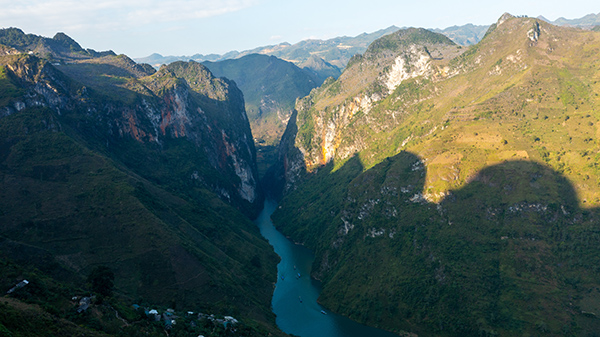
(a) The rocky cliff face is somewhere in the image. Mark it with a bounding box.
[140,61,261,208]
[271,16,600,336]
[274,28,461,194]
[315,29,456,165]
[1,54,262,214]
[0,42,278,330]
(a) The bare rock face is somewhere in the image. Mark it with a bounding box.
[0,47,278,327]
[270,15,600,337]
[269,28,459,196]
[138,61,261,207]
[384,45,433,93]
[527,21,541,43]
[0,55,262,215]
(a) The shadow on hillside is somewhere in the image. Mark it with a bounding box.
[270,152,365,247]
[51,59,263,217]
[262,110,301,200]
[276,149,600,335]
[428,158,596,334]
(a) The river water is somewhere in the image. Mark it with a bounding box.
[255,199,399,337]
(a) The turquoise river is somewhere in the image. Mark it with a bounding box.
[255,199,400,337]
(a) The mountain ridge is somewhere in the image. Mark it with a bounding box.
[202,54,322,146]
[0,33,282,335]
[269,14,600,336]
[539,12,600,28]
[134,26,402,72]
[136,12,600,73]
[0,28,116,62]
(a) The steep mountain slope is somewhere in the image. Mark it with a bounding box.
[203,54,320,146]
[0,39,279,333]
[270,15,600,336]
[279,27,461,173]
[58,58,263,215]
[0,28,115,61]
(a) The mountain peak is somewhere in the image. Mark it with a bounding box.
[0,28,113,61]
[52,32,84,51]
[497,12,515,26]
[537,15,550,22]
[52,32,76,43]
[272,13,600,337]
[365,27,455,57]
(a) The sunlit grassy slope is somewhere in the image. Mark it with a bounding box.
[293,17,600,206]
[273,16,600,336]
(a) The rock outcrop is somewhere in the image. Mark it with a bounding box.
[0,36,277,330]
[1,54,262,215]
[271,28,461,196]
[270,15,600,336]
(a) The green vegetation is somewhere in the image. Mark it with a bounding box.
[0,28,45,50]
[0,28,116,62]
[203,54,319,146]
[0,256,281,337]
[272,16,600,336]
[0,66,25,106]
[0,106,275,316]
[88,266,115,298]
[0,37,279,335]
[275,151,600,336]
[255,144,278,179]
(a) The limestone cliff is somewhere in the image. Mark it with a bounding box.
[0,35,279,332]
[274,28,461,194]
[1,54,262,215]
[271,15,600,336]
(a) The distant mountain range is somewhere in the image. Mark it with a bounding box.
[135,26,401,71]
[135,12,600,73]
[134,24,490,71]
[539,12,600,27]
[432,23,489,46]
[202,54,322,147]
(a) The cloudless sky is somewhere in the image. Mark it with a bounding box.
[0,0,598,58]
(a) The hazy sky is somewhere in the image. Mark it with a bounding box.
[1,0,598,58]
